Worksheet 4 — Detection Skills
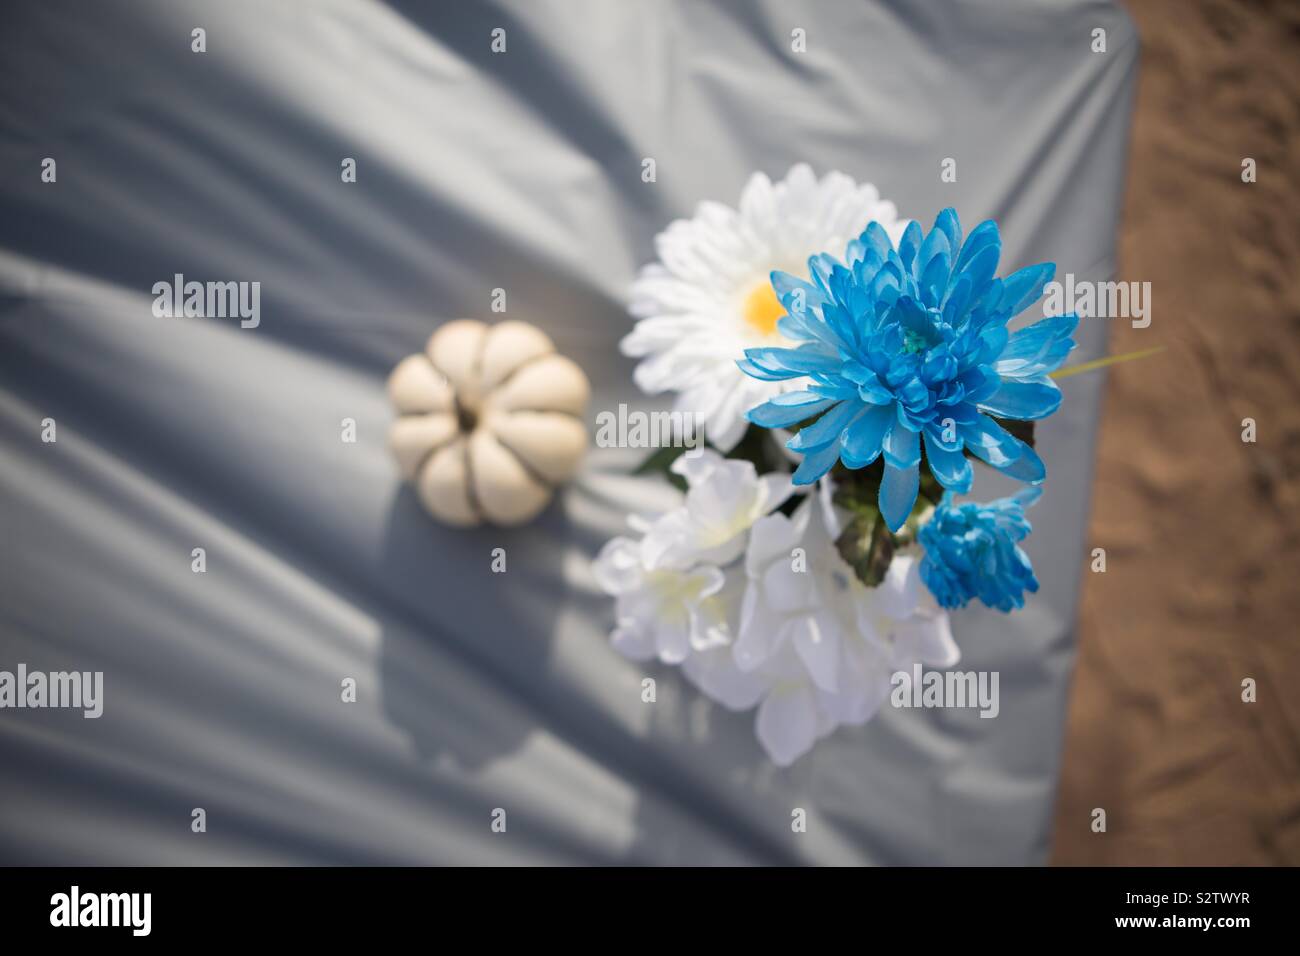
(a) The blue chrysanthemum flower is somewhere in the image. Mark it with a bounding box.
[918,488,1041,612]
[739,208,1078,531]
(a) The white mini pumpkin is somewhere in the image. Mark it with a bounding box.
[387,319,590,527]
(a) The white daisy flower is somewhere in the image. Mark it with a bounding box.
[623,164,909,452]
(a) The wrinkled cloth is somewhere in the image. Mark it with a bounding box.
[0,0,1136,864]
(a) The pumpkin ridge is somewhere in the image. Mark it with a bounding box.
[458,435,485,524]
[479,345,557,395]
[491,406,585,422]
[488,427,559,492]
[405,424,453,483]
[424,319,488,412]
[467,327,487,412]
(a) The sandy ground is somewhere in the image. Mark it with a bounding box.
[1050,0,1300,864]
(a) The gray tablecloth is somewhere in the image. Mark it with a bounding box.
[0,0,1137,864]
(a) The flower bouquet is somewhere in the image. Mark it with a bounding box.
[596,166,1080,765]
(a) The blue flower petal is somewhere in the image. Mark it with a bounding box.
[776,312,831,350]
[819,302,859,352]
[923,430,972,493]
[895,296,931,336]
[744,346,843,376]
[773,292,853,355]
[917,226,951,280]
[954,220,1000,275]
[879,461,920,532]
[808,381,862,401]
[995,313,1078,364]
[976,326,1010,365]
[934,208,963,260]
[969,277,1005,329]
[736,358,791,382]
[772,389,837,406]
[896,221,923,272]
[791,439,842,485]
[787,399,860,451]
[995,315,1078,378]
[960,415,1021,468]
[958,243,1000,299]
[997,440,1045,483]
[942,273,974,326]
[1034,337,1077,376]
[921,350,958,383]
[961,415,1043,482]
[961,366,1000,404]
[840,403,894,468]
[978,379,1062,420]
[882,416,922,468]
[919,250,951,308]
[896,376,929,410]
[1013,485,1044,509]
[853,246,886,288]
[862,221,896,261]
[771,270,827,315]
[868,260,904,305]
[998,262,1056,318]
[923,418,962,451]
[857,379,899,405]
[843,363,893,404]
[746,394,838,428]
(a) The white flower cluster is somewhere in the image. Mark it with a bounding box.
[594,451,957,766]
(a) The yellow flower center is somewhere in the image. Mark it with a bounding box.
[742,283,785,338]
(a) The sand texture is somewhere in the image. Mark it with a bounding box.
[1050,0,1300,864]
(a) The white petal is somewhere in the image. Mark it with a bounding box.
[762,560,814,614]
[654,616,692,665]
[745,513,800,576]
[894,614,960,668]
[814,477,844,539]
[639,509,692,570]
[591,537,644,595]
[734,596,783,671]
[685,459,757,520]
[688,571,735,652]
[739,171,776,231]
[632,348,696,394]
[825,638,892,725]
[756,684,819,767]
[878,552,922,620]
[669,448,724,486]
[610,622,656,662]
[792,611,842,693]
[692,534,749,570]
[683,647,770,711]
[621,315,705,357]
[784,162,817,200]
[707,406,749,453]
[685,564,727,600]
[755,472,795,517]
